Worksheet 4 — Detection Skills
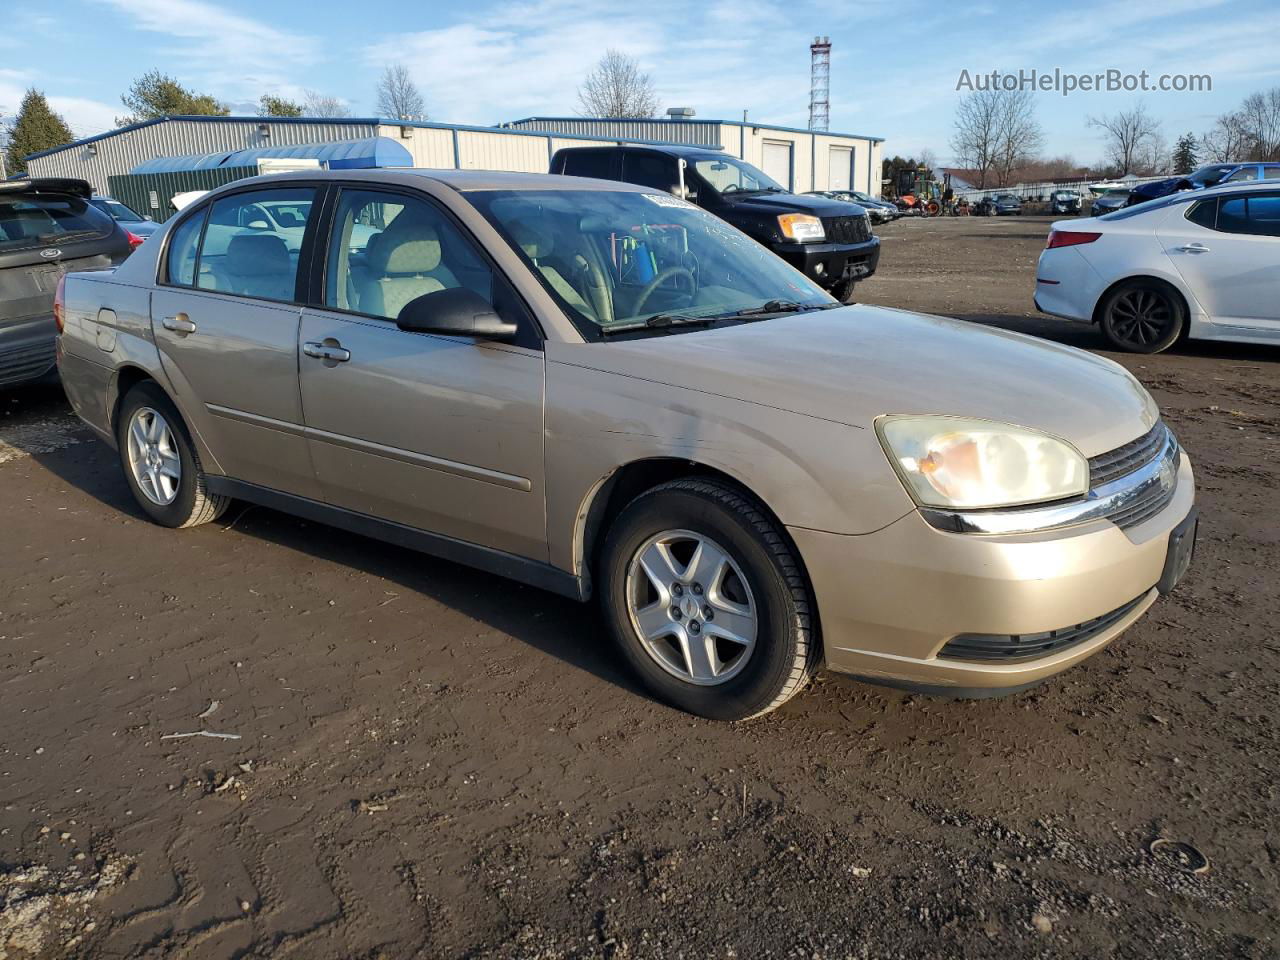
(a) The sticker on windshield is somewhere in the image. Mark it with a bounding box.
[643,193,696,208]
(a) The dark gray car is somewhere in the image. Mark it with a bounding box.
[1,179,133,388]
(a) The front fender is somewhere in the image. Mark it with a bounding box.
[543,352,916,575]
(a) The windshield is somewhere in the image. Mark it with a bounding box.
[692,156,786,195]
[1188,164,1235,187]
[0,193,114,252]
[92,198,145,222]
[466,189,833,338]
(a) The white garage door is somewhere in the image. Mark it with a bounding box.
[829,146,853,191]
[762,140,793,190]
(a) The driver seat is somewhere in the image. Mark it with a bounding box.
[507,220,595,319]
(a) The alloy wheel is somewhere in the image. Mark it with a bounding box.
[1110,288,1174,347]
[624,529,757,686]
[126,406,181,506]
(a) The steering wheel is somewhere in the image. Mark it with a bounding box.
[721,183,742,194]
[632,267,697,317]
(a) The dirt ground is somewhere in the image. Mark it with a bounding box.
[2,215,1278,960]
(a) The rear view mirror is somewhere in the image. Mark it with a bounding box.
[396,288,517,340]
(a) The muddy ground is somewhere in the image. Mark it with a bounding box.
[1,215,1277,959]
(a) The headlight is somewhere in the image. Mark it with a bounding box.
[777,213,825,242]
[877,416,1088,510]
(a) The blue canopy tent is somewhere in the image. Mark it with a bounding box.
[110,138,414,218]
[128,137,414,174]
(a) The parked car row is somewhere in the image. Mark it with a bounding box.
[54,167,1197,721]
[805,189,901,224]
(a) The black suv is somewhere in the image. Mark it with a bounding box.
[551,145,880,302]
[1,178,133,388]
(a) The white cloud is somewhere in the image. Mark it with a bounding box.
[363,0,868,127]
[93,0,321,105]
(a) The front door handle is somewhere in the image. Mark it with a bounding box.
[303,339,351,363]
[162,313,196,334]
[1176,242,1210,254]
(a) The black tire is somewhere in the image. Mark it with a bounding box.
[116,382,229,528]
[831,278,859,304]
[1098,279,1185,354]
[599,478,819,721]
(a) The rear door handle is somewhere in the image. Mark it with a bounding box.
[303,340,351,363]
[162,313,196,334]
[1176,243,1210,254]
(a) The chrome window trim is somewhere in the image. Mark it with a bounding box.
[920,429,1179,535]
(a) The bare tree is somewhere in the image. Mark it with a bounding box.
[1201,111,1249,162]
[375,64,426,121]
[1238,87,1280,160]
[994,88,1043,186]
[577,50,659,118]
[1088,103,1162,175]
[303,90,350,118]
[950,89,1001,189]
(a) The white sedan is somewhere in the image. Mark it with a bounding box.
[1035,180,1280,353]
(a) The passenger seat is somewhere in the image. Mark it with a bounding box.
[357,216,447,318]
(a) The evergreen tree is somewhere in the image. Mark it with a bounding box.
[1172,133,1199,174]
[4,88,74,175]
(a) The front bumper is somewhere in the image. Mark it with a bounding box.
[775,237,881,287]
[0,314,58,388]
[789,452,1195,695]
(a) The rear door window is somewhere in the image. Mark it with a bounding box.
[196,188,316,301]
[165,209,205,286]
[560,151,616,179]
[1185,198,1217,229]
[0,193,114,252]
[623,153,680,192]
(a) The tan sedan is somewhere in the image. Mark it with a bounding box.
[55,170,1197,720]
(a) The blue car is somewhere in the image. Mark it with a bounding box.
[1128,162,1280,205]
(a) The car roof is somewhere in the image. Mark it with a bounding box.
[1196,179,1280,197]
[556,143,724,160]
[195,168,659,196]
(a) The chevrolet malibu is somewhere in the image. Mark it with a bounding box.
[56,170,1198,721]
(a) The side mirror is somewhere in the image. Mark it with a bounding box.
[246,219,270,230]
[396,287,517,340]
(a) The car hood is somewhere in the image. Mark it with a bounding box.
[723,191,867,218]
[573,306,1157,458]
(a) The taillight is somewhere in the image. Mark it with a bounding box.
[1046,230,1102,249]
[53,275,67,334]
[126,230,145,248]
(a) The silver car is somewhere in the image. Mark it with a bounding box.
[56,170,1196,720]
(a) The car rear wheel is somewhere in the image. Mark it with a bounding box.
[1099,280,1184,354]
[117,382,229,528]
[600,478,819,721]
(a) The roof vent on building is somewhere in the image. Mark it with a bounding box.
[666,107,696,119]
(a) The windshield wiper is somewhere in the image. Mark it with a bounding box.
[599,313,718,336]
[716,299,838,318]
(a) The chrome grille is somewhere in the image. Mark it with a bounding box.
[1089,422,1169,487]
[822,215,871,244]
[1090,422,1178,531]
[940,594,1147,662]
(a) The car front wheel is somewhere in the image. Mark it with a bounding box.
[600,479,819,721]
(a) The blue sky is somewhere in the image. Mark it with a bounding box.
[2,0,1277,165]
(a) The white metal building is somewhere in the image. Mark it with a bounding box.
[24,114,884,198]
[504,117,884,197]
